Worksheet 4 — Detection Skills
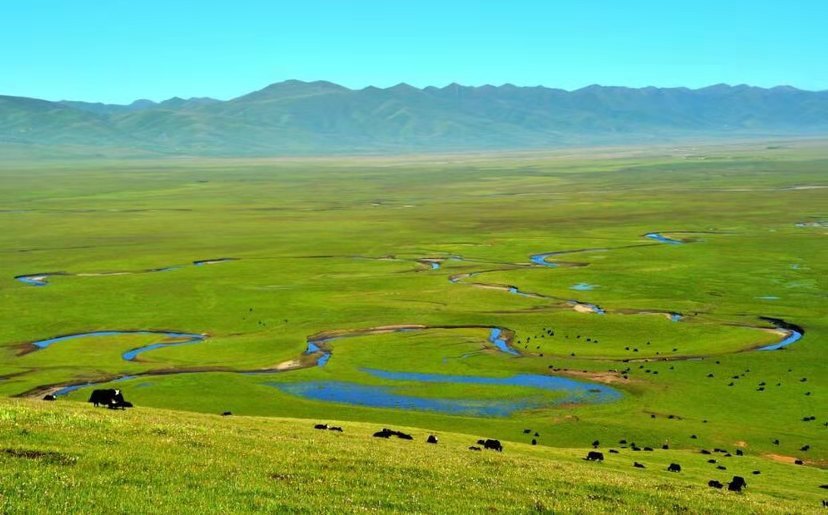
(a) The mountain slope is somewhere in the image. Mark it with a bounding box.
[1,81,827,157]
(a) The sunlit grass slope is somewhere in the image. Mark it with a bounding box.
[1,399,826,514]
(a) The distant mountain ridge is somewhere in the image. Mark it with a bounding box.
[1,80,827,157]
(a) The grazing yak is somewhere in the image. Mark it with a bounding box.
[88,389,125,408]
[221,411,232,416]
[667,463,682,472]
[482,439,503,452]
[328,426,343,432]
[42,394,56,401]
[633,462,645,468]
[314,424,328,430]
[585,451,604,462]
[373,428,413,440]
[728,476,747,492]
[708,480,724,489]
[426,435,438,444]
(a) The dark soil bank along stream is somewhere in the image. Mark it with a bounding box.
[756,317,805,351]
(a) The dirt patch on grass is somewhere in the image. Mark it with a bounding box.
[571,304,596,314]
[2,448,77,465]
[552,369,634,385]
[764,453,800,464]
[268,359,304,371]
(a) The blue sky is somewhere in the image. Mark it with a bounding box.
[2,0,826,103]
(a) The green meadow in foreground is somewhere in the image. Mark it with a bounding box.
[0,141,826,511]
[1,398,826,514]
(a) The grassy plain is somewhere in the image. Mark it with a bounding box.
[0,141,826,510]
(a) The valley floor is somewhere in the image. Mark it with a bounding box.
[0,141,826,511]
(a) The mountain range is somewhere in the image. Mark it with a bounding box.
[2,80,827,157]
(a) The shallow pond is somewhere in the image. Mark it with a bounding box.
[267,368,621,416]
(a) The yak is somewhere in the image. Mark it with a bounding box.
[728,476,747,492]
[585,451,604,462]
[88,389,132,409]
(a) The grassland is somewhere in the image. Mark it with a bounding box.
[0,141,826,511]
[2,398,826,514]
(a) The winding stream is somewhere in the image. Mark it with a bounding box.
[14,258,236,286]
[13,230,806,417]
[25,330,208,361]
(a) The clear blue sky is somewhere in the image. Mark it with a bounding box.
[3,0,826,103]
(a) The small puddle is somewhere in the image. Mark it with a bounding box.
[529,253,558,267]
[644,233,683,244]
[570,282,597,291]
[488,328,520,356]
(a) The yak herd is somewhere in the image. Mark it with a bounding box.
[41,387,823,504]
[311,422,828,501]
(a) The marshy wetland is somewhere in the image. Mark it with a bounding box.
[1,142,826,510]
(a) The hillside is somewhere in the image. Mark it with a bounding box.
[1,398,825,513]
[1,81,827,157]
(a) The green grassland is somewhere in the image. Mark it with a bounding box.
[0,141,826,510]
[1,398,826,514]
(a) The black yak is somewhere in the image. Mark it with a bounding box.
[88,389,124,407]
[483,439,503,452]
[728,476,747,492]
[585,451,604,461]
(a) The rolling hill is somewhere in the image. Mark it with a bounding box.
[1,81,827,157]
[2,398,825,513]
